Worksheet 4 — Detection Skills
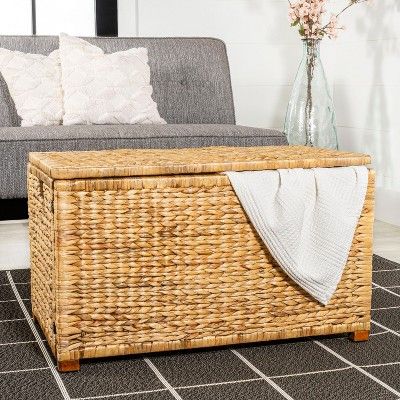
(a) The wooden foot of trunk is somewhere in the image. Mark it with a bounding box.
[57,360,80,372]
[349,330,370,342]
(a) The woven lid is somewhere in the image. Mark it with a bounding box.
[29,146,371,180]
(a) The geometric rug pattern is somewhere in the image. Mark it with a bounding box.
[0,255,399,399]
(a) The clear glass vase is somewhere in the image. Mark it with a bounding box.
[284,39,338,149]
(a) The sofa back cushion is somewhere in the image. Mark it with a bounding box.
[0,73,20,126]
[0,36,235,125]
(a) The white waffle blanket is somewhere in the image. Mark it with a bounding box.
[226,166,368,305]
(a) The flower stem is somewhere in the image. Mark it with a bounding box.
[305,40,317,146]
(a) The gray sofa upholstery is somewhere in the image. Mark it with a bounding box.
[0,36,287,199]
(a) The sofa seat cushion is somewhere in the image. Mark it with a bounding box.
[0,124,287,198]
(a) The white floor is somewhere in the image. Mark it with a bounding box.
[0,219,399,270]
[373,220,400,264]
[0,219,29,269]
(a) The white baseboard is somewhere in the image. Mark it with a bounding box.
[0,265,29,271]
[0,219,28,225]
[375,187,400,227]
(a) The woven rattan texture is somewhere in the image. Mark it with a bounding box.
[29,146,371,180]
[29,165,374,363]
[28,172,56,353]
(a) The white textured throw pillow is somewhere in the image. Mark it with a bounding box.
[0,49,63,126]
[59,33,165,125]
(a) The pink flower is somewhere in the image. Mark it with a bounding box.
[325,14,342,39]
[288,0,355,40]
[289,9,298,23]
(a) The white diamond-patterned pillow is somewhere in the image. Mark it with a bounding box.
[59,33,165,125]
[0,48,63,126]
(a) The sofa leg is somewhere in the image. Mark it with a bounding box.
[349,330,370,342]
[57,360,80,372]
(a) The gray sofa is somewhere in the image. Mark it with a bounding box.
[0,36,287,199]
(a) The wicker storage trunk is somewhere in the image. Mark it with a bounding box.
[28,146,375,372]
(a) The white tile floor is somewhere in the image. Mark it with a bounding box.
[0,219,399,270]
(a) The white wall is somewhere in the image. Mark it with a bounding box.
[118,0,137,37]
[35,0,95,36]
[332,0,400,226]
[0,0,95,36]
[119,0,400,226]
[0,0,32,35]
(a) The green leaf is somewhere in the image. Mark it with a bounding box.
[291,20,299,27]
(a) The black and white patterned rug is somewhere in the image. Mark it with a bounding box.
[1,255,399,400]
